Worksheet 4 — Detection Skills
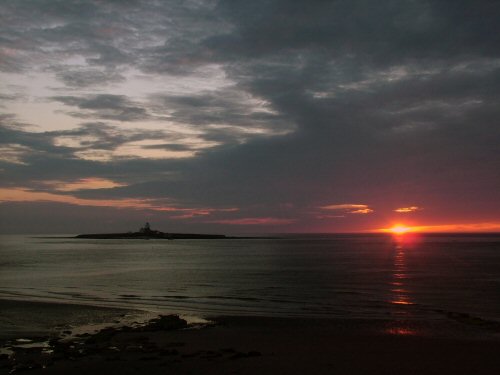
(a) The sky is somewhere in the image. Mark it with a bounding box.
[1,0,499,234]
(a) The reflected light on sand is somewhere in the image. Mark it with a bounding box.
[393,273,408,280]
[385,327,417,336]
[391,288,408,293]
[390,300,415,305]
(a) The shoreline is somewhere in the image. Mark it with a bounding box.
[0,298,147,342]
[2,297,500,342]
[1,299,500,374]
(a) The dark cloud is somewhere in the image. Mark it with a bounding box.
[52,67,125,88]
[52,94,151,121]
[0,115,66,155]
[140,143,194,152]
[0,117,187,189]
[1,0,500,232]
[50,122,149,149]
[208,0,500,65]
[0,0,223,75]
[0,93,24,104]
[152,88,292,143]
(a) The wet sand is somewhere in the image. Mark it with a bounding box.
[1,300,500,374]
[0,299,138,342]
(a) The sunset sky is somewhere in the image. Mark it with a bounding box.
[1,0,499,234]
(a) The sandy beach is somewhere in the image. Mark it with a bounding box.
[1,299,500,375]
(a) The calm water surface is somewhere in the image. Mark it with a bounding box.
[1,234,499,321]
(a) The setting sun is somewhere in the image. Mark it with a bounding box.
[388,225,413,235]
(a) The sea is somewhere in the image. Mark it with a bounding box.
[1,233,500,337]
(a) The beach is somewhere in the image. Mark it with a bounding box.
[2,299,500,374]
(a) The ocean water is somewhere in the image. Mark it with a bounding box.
[1,234,500,323]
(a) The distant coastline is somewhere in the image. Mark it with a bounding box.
[74,222,271,240]
[75,232,227,240]
[74,222,227,240]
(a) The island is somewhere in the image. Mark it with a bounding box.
[75,222,228,240]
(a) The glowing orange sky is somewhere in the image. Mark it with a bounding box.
[1,185,499,232]
[3,184,476,233]
[0,187,238,218]
[377,222,500,233]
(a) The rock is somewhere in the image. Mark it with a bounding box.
[141,315,188,332]
[230,352,247,359]
[164,342,185,348]
[230,351,262,359]
[139,355,159,361]
[85,327,117,345]
[160,349,179,356]
[181,351,202,358]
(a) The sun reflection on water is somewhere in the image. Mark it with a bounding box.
[390,245,413,307]
[386,234,418,335]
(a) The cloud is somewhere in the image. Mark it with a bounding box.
[394,206,421,213]
[52,94,151,122]
[350,208,374,214]
[0,144,33,165]
[320,204,373,214]
[0,187,237,218]
[53,67,126,88]
[0,116,76,167]
[41,178,127,192]
[139,143,195,152]
[151,88,293,143]
[0,187,156,210]
[49,122,204,161]
[321,204,369,210]
[0,93,25,105]
[207,217,295,225]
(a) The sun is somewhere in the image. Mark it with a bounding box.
[377,224,418,235]
[389,225,412,235]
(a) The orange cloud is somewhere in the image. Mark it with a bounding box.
[320,203,373,214]
[42,178,127,191]
[0,187,237,218]
[350,208,374,214]
[394,206,421,213]
[208,217,295,225]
